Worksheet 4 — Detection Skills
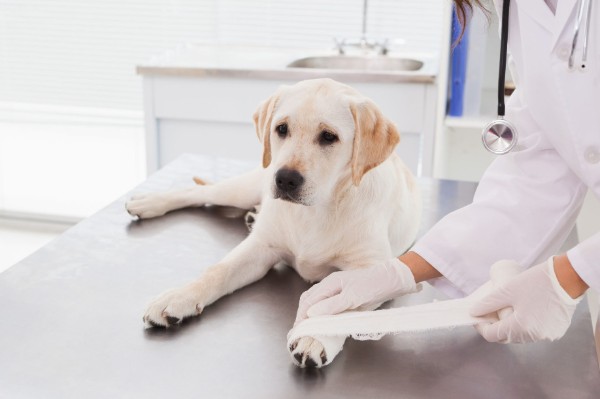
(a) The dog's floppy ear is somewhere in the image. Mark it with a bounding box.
[349,100,400,186]
[253,92,280,168]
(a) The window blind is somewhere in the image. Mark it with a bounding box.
[0,0,443,111]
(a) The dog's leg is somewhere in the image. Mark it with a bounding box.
[288,301,383,368]
[126,167,265,219]
[143,235,279,327]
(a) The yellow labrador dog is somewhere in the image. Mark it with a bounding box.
[126,78,421,368]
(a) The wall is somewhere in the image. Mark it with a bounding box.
[0,0,444,111]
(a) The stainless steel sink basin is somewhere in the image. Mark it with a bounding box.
[287,56,424,72]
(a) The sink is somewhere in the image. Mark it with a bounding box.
[287,56,423,72]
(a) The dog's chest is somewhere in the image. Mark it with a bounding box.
[268,211,371,282]
[270,221,333,279]
[285,242,340,282]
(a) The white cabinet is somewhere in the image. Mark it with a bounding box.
[433,9,509,182]
[142,75,438,176]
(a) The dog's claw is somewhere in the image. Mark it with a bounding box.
[125,202,137,218]
[166,316,181,326]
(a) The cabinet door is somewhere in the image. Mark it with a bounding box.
[158,118,422,175]
[158,119,261,166]
[150,77,428,175]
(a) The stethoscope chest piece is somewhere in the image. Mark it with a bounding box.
[481,0,519,155]
[482,118,519,155]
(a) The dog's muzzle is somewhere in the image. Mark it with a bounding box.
[274,168,304,203]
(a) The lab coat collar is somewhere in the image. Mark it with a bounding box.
[515,0,578,49]
[551,0,578,49]
[516,0,555,32]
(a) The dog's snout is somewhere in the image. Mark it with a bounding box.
[275,169,304,193]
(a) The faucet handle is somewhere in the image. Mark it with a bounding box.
[379,38,389,55]
[333,37,346,55]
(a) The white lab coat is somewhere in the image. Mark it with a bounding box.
[413,0,600,298]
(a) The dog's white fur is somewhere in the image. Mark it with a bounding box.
[126,78,421,368]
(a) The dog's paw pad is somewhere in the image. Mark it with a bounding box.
[289,337,329,368]
[145,317,167,329]
[165,316,182,326]
[244,206,259,232]
[320,349,327,365]
[304,357,317,368]
[293,352,302,364]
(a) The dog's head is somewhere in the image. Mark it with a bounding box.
[253,78,399,206]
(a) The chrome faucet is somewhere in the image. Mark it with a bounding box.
[334,0,390,55]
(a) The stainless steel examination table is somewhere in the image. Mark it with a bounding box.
[1,154,599,398]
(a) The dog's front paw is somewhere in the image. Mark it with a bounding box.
[143,286,203,328]
[289,335,344,368]
[244,206,260,232]
[126,193,170,219]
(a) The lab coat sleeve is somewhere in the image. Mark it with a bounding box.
[412,100,588,298]
[568,233,600,294]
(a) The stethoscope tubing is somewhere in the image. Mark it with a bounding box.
[497,0,511,118]
[481,0,519,155]
[569,0,595,70]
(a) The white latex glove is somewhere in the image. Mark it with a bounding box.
[295,258,420,325]
[470,258,582,344]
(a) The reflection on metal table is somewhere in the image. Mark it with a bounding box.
[0,154,598,398]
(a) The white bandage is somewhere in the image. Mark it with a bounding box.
[287,261,521,352]
[288,295,497,344]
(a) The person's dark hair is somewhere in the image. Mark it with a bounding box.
[453,0,488,38]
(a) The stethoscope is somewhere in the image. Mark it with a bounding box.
[482,0,594,155]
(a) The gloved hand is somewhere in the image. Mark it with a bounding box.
[470,258,582,343]
[295,258,420,325]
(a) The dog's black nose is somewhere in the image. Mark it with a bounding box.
[275,169,304,193]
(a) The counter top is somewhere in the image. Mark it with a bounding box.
[0,154,598,398]
[136,44,438,83]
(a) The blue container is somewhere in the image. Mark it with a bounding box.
[448,8,470,117]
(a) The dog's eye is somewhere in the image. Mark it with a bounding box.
[319,131,339,145]
[276,123,288,138]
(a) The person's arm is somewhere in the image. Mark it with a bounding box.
[399,251,442,283]
[553,253,588,299]
[398,249,591,298]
